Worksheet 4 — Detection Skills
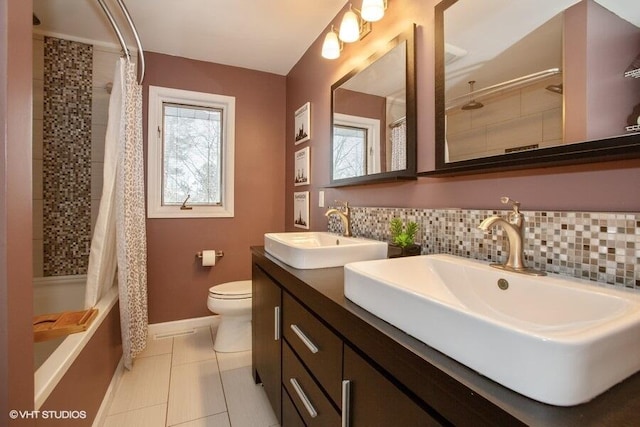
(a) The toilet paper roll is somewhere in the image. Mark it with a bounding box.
[201,250,217,267]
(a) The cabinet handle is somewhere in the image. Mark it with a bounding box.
[341,380,351,427]
[290,324,319,354]
[274,306,281,341]
[290,378,318,418]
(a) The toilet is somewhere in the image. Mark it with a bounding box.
[207,280,252,353]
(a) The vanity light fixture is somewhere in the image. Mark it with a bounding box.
[339,4,372,43]
[322,0,388,60]
[361,0,387,22]
[321,26,342,60]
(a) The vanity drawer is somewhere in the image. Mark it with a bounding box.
[283,342,341,427]
[282,385,306,427]
[283,292,343,406]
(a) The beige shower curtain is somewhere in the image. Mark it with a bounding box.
[116,58,148,369]
[86,57,147,369]
[391,119,407,171]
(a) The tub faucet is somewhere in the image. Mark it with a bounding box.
[325,201,352,237]
[478,197,545,276]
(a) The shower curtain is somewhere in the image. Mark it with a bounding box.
[86,58,147,369]
[391,119,407,171]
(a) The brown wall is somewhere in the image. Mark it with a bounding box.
[37,304,122,427]
[285,0,640,233]
[334,88,388,171]
[1,0,35,423]
[143,53,286,323]
[565,0,640,142]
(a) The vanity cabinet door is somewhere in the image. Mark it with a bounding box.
[252,264,282,422]
[343,345,442,427]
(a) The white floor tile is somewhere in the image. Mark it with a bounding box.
[172,327,216,366]
[216,350,251,372]
[221,366,279,427]
[103,403,166,427]
[170,413,231,427]
[167,359,227,426]
[137,336,174,359]
[108,354,171,415]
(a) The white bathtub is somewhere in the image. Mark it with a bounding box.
[33,275,119,409]
[33,275,87,370]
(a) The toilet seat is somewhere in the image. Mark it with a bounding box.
[208,280,252,300]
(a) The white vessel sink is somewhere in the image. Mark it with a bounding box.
[264,232,388,269]
[344,254,640,406]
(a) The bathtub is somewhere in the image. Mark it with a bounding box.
[33,275,119,409]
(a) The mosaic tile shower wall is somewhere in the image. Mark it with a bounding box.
[328,207,640,289]
[43,37,93,276]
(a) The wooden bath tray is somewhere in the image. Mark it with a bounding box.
[33,308,98,342]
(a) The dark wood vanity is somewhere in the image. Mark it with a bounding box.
[251,247,640,426]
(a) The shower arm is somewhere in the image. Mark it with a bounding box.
[96,0,146,85]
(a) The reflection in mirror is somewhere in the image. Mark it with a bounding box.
[330,25,416,186]
[436,0,640,168]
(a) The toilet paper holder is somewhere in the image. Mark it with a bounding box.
[196,251,224,260]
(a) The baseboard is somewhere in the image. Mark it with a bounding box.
[92,356,124,427]
[148,315,220,339]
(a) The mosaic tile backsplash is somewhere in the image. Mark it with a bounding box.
[328,207,640,289]
[43,37,93,276]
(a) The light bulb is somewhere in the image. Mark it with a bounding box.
[361,0,385,22]
[321,29,341,59]
[339,9,360,43]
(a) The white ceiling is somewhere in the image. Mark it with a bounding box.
[32,0,348,76]
[444,0,640,99]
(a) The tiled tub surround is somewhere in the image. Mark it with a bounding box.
[42,37,93,276]
[328,207,639,289]
[34,34,120,277]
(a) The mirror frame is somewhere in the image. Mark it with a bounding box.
[329,24,417,187]
[428,0,640,176]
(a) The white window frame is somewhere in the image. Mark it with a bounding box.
[333,113,381,175]
[147,86,235,218]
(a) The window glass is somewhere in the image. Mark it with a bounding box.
[162,103,223,206]
[333,124,367,179]
[147,86,235,218]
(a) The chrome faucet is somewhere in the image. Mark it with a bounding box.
[478,197,545,276]
[325,201,352,237]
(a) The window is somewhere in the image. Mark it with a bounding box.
[332,113,380,180]
[147,86,235,218]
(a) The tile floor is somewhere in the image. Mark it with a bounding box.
[100,326,279,427]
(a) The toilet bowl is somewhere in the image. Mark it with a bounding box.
[207,280,252,352]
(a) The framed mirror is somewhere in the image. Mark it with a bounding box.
[330,24,416,186]
[431,0,640,175]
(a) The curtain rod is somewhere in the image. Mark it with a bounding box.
[96,0,145,85]
[446,68,561,111]
[389,116,406,128]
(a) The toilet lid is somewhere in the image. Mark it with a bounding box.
[209,280,252,300]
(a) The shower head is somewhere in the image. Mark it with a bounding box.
[545,83,563,94]
[461,100,484,110]
[461,80,484,110]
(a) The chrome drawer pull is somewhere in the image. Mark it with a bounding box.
[274,306,281,341]
[342,380,351,427]
[290,324,319,354]
[290,378,318,418]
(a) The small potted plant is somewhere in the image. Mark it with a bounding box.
[388,218,421,258]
